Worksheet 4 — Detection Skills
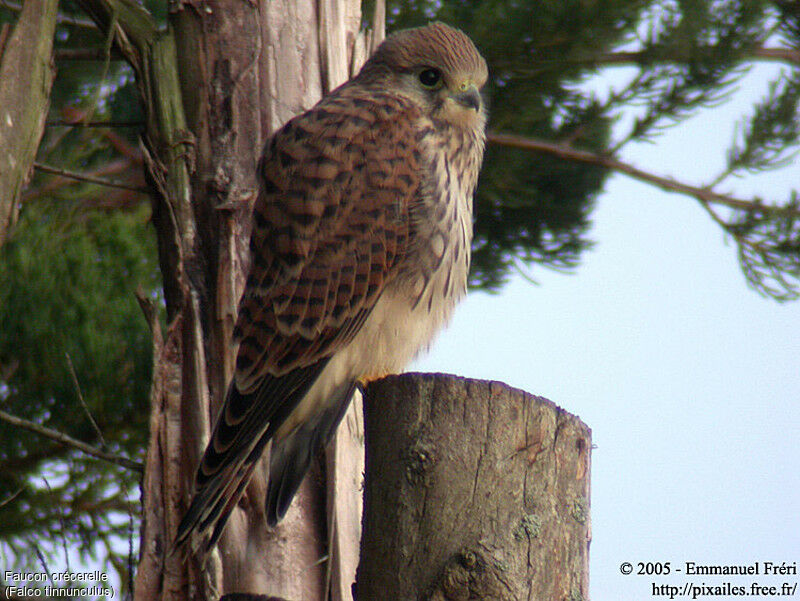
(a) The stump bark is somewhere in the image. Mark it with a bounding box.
[356,373,591,601]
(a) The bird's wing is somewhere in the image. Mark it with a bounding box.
[175,89,426,549]
[236,92,425,386]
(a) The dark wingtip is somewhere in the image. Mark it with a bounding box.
[174,503,199,550]
[265,439,312,527]
[265,381,357,526]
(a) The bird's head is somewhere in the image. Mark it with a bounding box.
[360,22,488,130]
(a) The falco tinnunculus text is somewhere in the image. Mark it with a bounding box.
[176,22,488,551]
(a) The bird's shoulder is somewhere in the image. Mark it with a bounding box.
[264,83,434,172]
[252,84,434,269]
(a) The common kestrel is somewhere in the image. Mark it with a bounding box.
[176,22,488,551]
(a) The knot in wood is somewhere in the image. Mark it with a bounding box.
[427,549,512,601]
[403,442,435,485]
[513,513,542,540]
[570,496,589,524]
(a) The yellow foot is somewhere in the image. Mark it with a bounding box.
[356,372,394,389]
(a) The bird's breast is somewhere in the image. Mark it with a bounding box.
[346,166,474,377]
[276,122,483,437]
[344,124,482,377]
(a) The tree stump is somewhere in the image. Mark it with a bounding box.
[357,374,591,601]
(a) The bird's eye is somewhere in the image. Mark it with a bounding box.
[418,68,442,89]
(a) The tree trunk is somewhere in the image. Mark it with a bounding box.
[71,0,380,599]
[357,374,592,601]
[0,0,59,245]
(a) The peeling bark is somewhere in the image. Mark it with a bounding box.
[134,302,188,601]
[73,0,370,598]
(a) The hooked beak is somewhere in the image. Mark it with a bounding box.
[452,85,482,112]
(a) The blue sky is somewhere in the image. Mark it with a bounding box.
[414,62,800,600]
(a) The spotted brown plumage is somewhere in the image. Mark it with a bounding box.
[176,22,488,552]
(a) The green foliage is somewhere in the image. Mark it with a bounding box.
[380,0,800,297]
[726,196,800,301]
[0,4,157,582]
[611,1,765,146]
[0,201,157,437]
[384,1,648,288]
[727,73,800,174]
[0,198,159,573]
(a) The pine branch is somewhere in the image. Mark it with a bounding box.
[40,477,71,575]
[33,161,148,193]
[0,409,143,473]
[23,157,139,203]
[55,47,126,61]
[567,46,800,67]
[487,132,800,219]
[0,487,24,508]
[66,352,107,447]
[748,46,799,64]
